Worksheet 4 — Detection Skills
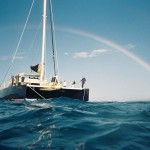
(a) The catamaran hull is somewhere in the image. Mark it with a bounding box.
[26,87,89,101]
[0,85,27,100]
[0,85,89,101]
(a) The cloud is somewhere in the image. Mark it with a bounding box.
[126,43,136,49]
[73,52,90,58]
[0,52,25,61]
[64,52,69,56]
[14,52,25,60]
[73,49,109,59]
[14,56,24,60]
[0,56,10,61]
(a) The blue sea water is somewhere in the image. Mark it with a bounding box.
[0,98,150,150]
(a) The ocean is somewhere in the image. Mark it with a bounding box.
[0,98,150,150]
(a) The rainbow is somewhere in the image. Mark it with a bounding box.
[58,27,150,71]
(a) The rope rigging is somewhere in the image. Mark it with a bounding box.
[48,0,59,77]
[20,20,42,73]
[0,0,35,87]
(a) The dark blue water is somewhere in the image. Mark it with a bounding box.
[0,98,150,150]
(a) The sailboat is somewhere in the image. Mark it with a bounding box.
[0,0,89,101]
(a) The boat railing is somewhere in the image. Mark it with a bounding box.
[62,81,82,89]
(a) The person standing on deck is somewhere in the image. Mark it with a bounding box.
[81,77,86,88]
[63,80,67,87]
[72,81,76,88]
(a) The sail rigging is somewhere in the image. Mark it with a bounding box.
[0,0,89,101]
[0,0,35,87]
[49,0,57,76]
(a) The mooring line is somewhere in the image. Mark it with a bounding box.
[28,86,46,100]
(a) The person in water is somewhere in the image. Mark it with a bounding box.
[81,77,86,88]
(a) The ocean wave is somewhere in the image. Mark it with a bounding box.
[0,98,150,149]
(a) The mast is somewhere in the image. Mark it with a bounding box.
[40,0,47,82]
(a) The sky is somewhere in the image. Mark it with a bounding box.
[0,0,150,101]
